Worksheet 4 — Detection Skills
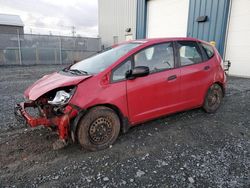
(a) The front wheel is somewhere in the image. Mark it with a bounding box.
[203,84,223,113]
[77,106,120,151]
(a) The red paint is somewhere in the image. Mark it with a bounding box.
[126,68,181,123]
[17,38,226,140]
[24,72,91,100]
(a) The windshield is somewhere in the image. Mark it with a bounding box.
[69,43,141,74]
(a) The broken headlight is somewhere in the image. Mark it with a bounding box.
[48,89,74,106]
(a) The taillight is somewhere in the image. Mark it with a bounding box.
[220,60,224,70]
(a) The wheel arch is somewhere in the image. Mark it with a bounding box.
[202,81,225,106]
[213,81,225,96]
[70,103,130,142]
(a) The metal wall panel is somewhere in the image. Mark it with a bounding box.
[136,0,147,39]
[98,0,137,47]
[187,0,230,55]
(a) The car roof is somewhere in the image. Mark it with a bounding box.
[131,37,201,44]
[112,37,212,49]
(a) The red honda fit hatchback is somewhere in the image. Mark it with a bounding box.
[15,38,226,150]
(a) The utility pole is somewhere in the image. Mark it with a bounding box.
[59,37,62,64]
[72,26,76,37]
[17,29,22,65]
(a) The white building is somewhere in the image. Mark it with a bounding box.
[0,14,24,35]
[98,0,250,77]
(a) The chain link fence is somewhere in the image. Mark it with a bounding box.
[0,33,101,65]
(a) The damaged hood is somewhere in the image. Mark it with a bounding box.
[24,72,92,100]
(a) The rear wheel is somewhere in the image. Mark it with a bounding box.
[203,84,223,113]
[77,106,120,151]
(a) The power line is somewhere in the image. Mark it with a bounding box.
[24,24,74,29]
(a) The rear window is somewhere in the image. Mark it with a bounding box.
[201,43,214,59]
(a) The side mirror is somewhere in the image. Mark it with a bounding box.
[126,66,149,79]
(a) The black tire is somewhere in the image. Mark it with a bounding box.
[77,106,120,151]
[203,84,223,113]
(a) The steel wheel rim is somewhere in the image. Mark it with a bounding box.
[89,117,113,145]
[208,89,220,107]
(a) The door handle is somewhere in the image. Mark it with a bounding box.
[204,66,210,70]
[167,75,177,81]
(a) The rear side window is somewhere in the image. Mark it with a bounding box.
[201,43,214,59]
[177,41,203,66]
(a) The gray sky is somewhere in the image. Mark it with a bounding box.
[0,0,98,37]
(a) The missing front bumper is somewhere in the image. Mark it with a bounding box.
[14,102,50,127]
[14,103,28,126]
[14,101,79,140]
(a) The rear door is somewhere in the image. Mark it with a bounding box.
[176,40,214,108]
[126,42,181,124]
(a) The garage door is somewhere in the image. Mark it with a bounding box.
[225,0,250,77]
[146,0,189,38]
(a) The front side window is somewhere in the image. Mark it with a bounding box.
[70,43,141,74]
[177,41,203,66]
[134,42,174,72]
[112,60,131,81]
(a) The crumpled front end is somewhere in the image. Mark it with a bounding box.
[14,86,80,149]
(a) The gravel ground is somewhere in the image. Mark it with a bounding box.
[0,65,249,187]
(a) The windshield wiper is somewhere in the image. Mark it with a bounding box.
[63,68,88,75]
[70,69,88,75]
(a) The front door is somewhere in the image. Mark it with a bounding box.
[126,42,181,124]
